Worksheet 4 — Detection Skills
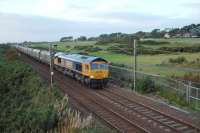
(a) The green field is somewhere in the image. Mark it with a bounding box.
[29,38,200,77]
[90,51,200,76]
[141,38,200,49]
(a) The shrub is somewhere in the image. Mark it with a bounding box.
[74,45,102,52]
[52,96,92,133]
[168,56,187,64]
[74,45,92,50]
[159,46,200,53]
[5,48,18,60]
[85,46,102,52]
[183,73,200,83]
[138,40,170,45]
[136,77,156,93]
[106,44,163,55]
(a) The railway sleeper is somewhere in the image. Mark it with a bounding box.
[134,106,144,110]
[184,129,197,133]
[137,109,149,112]
[147,113,158,117]
[176,126,188,131]
[170,123,183,128]
[163,120,175,125]
[141,111,153,114]
[152,115,164,119]
[158,118,169,122]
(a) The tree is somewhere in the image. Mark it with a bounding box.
[60,36,73,42]
[77,36,87,41]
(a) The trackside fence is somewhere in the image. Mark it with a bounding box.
[109,65,200,110]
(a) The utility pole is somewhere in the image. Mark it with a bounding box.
[130,37,137,92]
[49,43,54,88]
[133,39,137,92]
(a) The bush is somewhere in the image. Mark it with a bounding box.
[86,46,102,52]
[159,46,200,53]
[5,48,18,60]
[136,77,156,93]
[138,40,170,45]
[0,47,61,132]
[0,46,104,133]
[74,45,102,52]
[183,73,200,83]
[168,56,187,64]
[106,44,163,55]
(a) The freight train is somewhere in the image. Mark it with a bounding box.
[16,45,109,88]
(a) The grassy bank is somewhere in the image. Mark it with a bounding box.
[0,46,62,132]
[0,46,115,133]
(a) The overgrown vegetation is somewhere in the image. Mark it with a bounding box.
[159,46,200,53]
[168,56,187,64]
[106,44,165,55]
[138,40,170,45]
[0,46,113,133]
[156,89,189,107]
[136,77,156,93]
[183,73,200,83]
[74,45,102,52]
[0,47,61,132]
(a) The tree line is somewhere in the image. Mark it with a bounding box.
[60,23,200,42]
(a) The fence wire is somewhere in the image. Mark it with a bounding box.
[109,65,200,109]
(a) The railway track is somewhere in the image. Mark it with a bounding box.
[20,54,147,133]
[19,53,200,133]
[98,89,200,133]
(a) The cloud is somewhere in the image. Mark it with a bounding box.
[0,13,139,42]
[0,0,200,42]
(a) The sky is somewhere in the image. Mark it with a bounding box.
[0,0,200,43]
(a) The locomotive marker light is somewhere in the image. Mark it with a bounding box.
[49,43,54,88]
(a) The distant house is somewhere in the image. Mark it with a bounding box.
[191,35,198,38]
[164,33,170,39]
[173,34,181,38]
[183,33,192,38]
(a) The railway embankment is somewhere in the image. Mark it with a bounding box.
[18,47,200,133]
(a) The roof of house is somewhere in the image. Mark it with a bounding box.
[54,52,107,64]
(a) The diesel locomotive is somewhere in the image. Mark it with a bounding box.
[16,45,109,88]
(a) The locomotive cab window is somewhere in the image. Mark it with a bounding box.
[100,64,108,70]
[91,63,98,70]
[85,64,89,70]
[75,63,82,71]
[91,63,108,70]
[58,57,61,63]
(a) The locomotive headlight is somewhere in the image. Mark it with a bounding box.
[90,75,94,78]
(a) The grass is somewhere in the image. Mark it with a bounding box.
[0,46,62,132]
[141,38,200,49]
[90,51,200,77]
[30,41,96,52]
[29,38,200,77]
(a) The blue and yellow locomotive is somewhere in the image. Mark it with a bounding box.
[15,45,109,88]
[54,53,109,88]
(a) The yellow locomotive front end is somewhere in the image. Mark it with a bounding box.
[54,53,109,88]
[88,61,109,88]
[89,61,108,79]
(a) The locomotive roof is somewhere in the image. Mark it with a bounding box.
[54,52,107,64]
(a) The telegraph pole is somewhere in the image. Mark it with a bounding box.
[133,39,137,92]
[130,37,137,92]
[49,43,54,88]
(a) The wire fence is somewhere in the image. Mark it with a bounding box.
[109,65,200,109]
